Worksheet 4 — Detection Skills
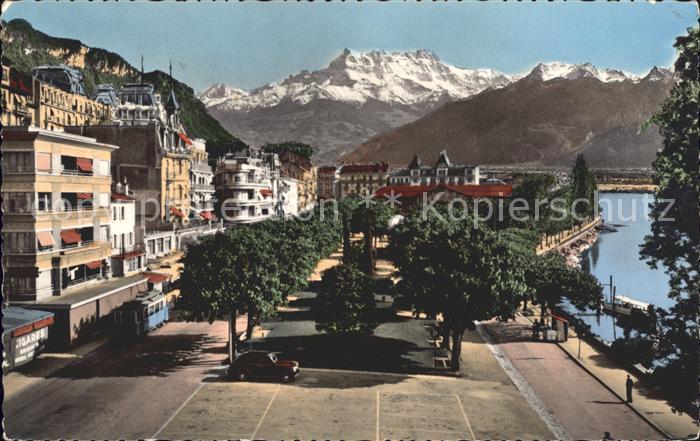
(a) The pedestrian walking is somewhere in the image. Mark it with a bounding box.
[603,430,613,440]
[625,374,634,403]
[532,319,541,341]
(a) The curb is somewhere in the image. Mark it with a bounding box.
[556,340,673,440]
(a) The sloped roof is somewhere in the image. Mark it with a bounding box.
[375,184,512,199]
[340,162,389,174]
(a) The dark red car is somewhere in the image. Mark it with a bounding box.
[227,351,300,382]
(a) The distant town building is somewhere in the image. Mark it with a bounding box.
[189,138,216,220]
[278,150,317,212]
[388,151,480,186]
[1,127,116,302]
[275,177,299,218]
[317,165,340,200]
[375,183,513,213]
[214,149,277,224]
[338,162,390,199]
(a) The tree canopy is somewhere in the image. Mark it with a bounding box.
[262,141,314,160]
[389,207,602,371]
[315,263,376,336]
[177,207,341,360]
[570,153,598,219]
[639,27,699,410]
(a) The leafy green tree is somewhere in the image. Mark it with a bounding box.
[338,197,360,263]
[508,174,556,231]
[525,253,602,318]
[177,227,283,361]
[262,141,314,160]
[389,210,530,370]
[315,264,376,336]
[351,200,395,275]
[640,27,699,409]
[570,153,597,219]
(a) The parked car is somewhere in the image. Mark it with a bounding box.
[228,350,300,382]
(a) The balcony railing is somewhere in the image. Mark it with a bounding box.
[60,169,93,177]
[192,183,215,192]
[65,272,103,288]
[61,239,95,250]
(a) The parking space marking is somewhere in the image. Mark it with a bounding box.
[152,383,203,439]
[250,384,281,440]
[376,390,380,441]
[455,394,477,440]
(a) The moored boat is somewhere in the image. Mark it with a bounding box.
[602,295,651,316]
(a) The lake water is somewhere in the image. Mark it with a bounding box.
[563,192,672,343]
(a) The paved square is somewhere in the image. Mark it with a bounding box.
[158,367,553,440]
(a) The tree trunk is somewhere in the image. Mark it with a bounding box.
[450,327,464,372]
[342,216,351,263]
[364,210,375,275]
[228,311,237,364]
[442,323,451,350]
[246,307,255,341]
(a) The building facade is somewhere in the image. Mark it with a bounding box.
[1,127,116,302]
[65,80,193,226]
[338,162,390,199]
[214,150,277,224]
[2,64,113,131]
[189,138,215,218]
[278,150,317,212]
[317,165,339,200]
[388,151,480,186]
[109,181,146,278]
[32,65,113,131]
[1,65,34,127]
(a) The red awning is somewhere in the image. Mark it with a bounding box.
[60,229,81,244]
[177,132,193,145]
[260,189,273,197]
[86,260,102,270]
[143,272,169,284]
[199,210,215,221]
[170,206,184,218]
[37,231,55,247]
[113,250,145,260]
[77,192,93,200]
[76,158,93,172]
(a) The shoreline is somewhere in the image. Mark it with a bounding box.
[597,184,657,193]
[556,224,601,268]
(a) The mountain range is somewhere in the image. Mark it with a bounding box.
[1,19,247,158]
[345,66,673,168]
[200,50,672,166]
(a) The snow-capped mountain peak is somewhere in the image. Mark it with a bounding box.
[199,49,515,111]
[526,62,640,83]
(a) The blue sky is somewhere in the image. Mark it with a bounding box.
[3,2,698,93]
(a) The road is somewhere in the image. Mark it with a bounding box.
[483,318,666,440]
[3,299,554,440]
[3,321,231,439]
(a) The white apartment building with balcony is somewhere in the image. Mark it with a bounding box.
[190,138,215,219]
[214,150,278,224]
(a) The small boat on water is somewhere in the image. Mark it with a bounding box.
[603,295,651,316]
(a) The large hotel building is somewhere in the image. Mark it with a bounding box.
[2,127,115,302]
